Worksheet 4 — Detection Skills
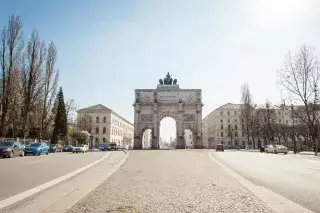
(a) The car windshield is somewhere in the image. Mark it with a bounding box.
[76,145,84,147]
[30,143,41,147]
[0,141,14,147]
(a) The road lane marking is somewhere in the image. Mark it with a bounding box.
[24,161,41,164]
[208,152,314,213]
[0,152,111,210]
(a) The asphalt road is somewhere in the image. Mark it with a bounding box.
[211,150,320,213]
[0,151,110,201]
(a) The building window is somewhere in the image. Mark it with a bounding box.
[242,124,244,129]
[96,116,99,123]
[228,125,230,129]
[235,125,238,130]
[242,132,245,137]
[234,111,237,115]
[221,125,223,129]
[88,127,92,134]
[103,138,106,142]
[103,116,107,123]
[279,119,281,123]
[227,111,230,115]
[220,119,223,123]
[235,131,238,137]
[234,119,237,123]
[103,127,106,134]
[228,132,231,137]
[228,119,230,123]
[95,127,99,134]
[89,116,92,123]
[95,137,98,142]
[220,132,223,137]
[286,120,288,124]
[220,111,223,116]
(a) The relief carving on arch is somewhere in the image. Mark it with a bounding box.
[159,111,176,120]
[183,113,195,122]
[140,114,153,122]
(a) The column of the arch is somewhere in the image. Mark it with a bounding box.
[195,102,203,149]
[133,103,142,149]
[176,103,185,149]
[152,103,159,149]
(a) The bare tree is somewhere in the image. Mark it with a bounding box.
[278,44,320,155]
[39,42,59,139]
[76,113,92,132]
[20,30,46,138]
[255,102,277,144]
[0,15,24,136]
[65,99,78,122]
[240,83,254,148]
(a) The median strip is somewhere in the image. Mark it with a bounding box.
[0,152,111,210]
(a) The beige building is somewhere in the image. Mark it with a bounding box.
[203,103,301,149]
[203,103,246,148]
[77,104,134,148]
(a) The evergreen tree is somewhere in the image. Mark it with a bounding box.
[51,87,68,143]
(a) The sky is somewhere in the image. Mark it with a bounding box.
[1,0,320,142]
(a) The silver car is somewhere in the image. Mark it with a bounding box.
[265,145,288,154]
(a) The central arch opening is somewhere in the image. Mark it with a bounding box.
[159,117,176,149]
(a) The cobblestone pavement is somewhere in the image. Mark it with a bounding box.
[68,150,275,213]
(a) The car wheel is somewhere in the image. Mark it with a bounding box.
[284,152,288,154]
[20,151,25,157]
[9,151,14,158]
[46,151,49,155]
[38,151,41,156]
[274,150,278,154]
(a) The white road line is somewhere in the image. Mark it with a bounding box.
[24,161,41,164]
[0,152,111,210]
[208,152,314,213]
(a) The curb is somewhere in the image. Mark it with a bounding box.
[208,152,314,213]
[0,152,111,210]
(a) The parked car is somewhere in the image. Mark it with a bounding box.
[100,144,111,151]
[265,144,288,154]
[25,142,49,155]
[63,145,74,152]
[109,143,118,151]
[72,144,89,153]
[50,144,63,153]
[215,144,224,152]
[0,141,25,158]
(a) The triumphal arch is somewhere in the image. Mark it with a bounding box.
[133,73,204,149]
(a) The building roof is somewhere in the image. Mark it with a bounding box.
[77,104,133,126]
[215,103,243,110]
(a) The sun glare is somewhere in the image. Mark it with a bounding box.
[251,0,305,28]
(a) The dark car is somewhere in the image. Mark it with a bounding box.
[63,145,74,152]
[109,143,118,151]
[215,144,224,152]
[50,144,63,153]
[0,141,25,158]
[100,144,111,151]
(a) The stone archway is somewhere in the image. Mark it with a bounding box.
[133,73,204,149]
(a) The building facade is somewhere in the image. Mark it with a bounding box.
[77,104,134,148]
[202,103,246,149]
[203,102,304,149]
